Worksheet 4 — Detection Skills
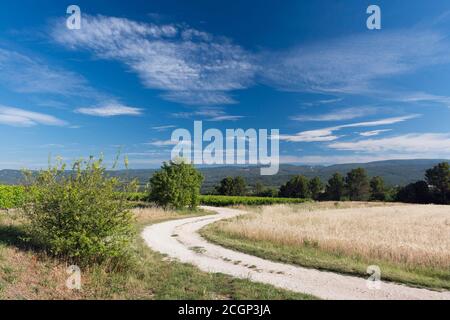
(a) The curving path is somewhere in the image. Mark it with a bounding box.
[142,206,450,300]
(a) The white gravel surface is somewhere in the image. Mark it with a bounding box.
[142,206,450,300]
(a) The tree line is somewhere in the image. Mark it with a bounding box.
[212,162,450,204]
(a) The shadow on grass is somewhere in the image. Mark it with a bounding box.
[0,224,45,253]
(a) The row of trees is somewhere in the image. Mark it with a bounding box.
[278,168,390,201]
[213,162,449,204]
[146,161,449,208]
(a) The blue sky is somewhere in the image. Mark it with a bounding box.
[0,0,450,169]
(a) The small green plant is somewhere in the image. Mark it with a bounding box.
[21,156,137,267]
[0,185,25,209]
[149,160,203,209]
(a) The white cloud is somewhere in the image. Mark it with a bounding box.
[329,133,450,154]
[292,107,378,122]
[280,153,449,165]
[152,125,176,131]
[207,115,244,122]
[302,98,343,107]
[340,115,420,128]
[280,128,341,142]
[389,91,450,106]
[162,91,237,105]
[280,154,406,165]
[52,15,256,106]
[262,30,450,95]
[359,129,392,137]
[147,139,191,147]
[49,16,450,110]
[0,48,101,98]
[75,103,142,117]
[172,107,244,121]
[281,115,418,142]
[0,105,67,127]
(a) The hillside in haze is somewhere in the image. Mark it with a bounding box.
[1,159,447,193]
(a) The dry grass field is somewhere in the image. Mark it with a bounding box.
[202,202,450,290]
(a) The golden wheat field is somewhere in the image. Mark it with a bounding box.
[217,203,450,269]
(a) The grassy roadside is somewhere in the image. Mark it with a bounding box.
[200,204,450,291]
[0,207,316,300]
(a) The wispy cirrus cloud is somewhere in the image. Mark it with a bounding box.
[0,48,101,98]
[50,14,450,112]
[281,115,419,142]
[279,154,419,165]
[301,98,343,107]
[151,125,176,131]
[51,15,256,106]
[146,139,191,147]
[292,107,379,122]
[75,102,142,117]
[0,105,67,127]
[172,107,244,121]
[389,91,450,107]
[359,129,392,137]
[329,133,450,155]
[262,30,450,96]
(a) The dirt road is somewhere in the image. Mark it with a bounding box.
[142,206,450,300]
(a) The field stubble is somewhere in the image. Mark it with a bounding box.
[217,203,450,268]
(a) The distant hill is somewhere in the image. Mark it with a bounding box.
[1,159,448,193]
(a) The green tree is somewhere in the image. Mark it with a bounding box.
[216,176,247,196]
[345,168,370,201]
[232,176,247,196]
[396,181,431,204]
[254,182,278,197]
[216,177,235,195]
[325,173,345,201]
[22,156,136,266]
[370,176,387,201]
[279,175,310,198]
[425,162,450,204]
[149,160,204,209]
[308,177,324,200]
[254,182,265,196]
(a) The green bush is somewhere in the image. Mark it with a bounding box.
[123,192,149,202]
[149,160,203,209]
[0,185,26,209]
[199,195,309,206]
[21,157,137,266]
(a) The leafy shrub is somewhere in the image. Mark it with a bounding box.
[123,192,149,202]
[21,157,137,266]
[149,160,203,209]
[199,195,309,206]
[0,185,26,209]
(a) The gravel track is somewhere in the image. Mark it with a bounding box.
[142,206,450,300]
